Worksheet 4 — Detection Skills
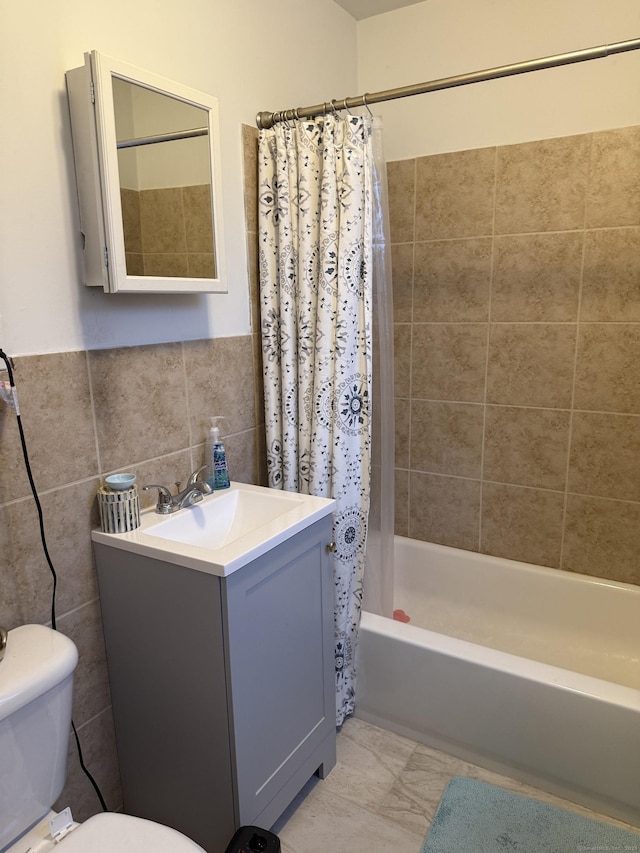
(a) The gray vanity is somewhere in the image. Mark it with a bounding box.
[92,483,336,852]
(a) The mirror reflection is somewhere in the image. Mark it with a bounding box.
[113,78,216,279]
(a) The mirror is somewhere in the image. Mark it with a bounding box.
[66,51,226,294]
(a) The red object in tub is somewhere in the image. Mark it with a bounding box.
[393,609,411,623]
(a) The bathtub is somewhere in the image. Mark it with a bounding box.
[355,536,640,825]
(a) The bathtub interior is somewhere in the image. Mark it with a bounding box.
[391,536,640,690]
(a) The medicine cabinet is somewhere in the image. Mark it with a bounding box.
[66,51,226,293]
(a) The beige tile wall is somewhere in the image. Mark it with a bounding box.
[391,125,640,586]
[121,184,216,277]
[0,130,265,822]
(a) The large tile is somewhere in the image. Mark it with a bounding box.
[491,232,582,322]
[395,398,410,469]
[242,124,259,234]
[581,228,640,321]
[494,134,590,234]
[409,471,480,551]
[415,147,496,240]
[486,324,576,408]
[394,468,409,537]
[183,184,214,254]
[318,717,417,812]
[275,779,424,853]
[574,324,640,414]
[89,343,189,472]
[586,126,640,228]
[4,479,101,626]
[139,187,186,253]
[120,187,142,254]
[394,324,412,398]
[412,323,488,403]
[0,352,98,502]
[562,493,640,584]
[387,159,415,244]
[411,400,483,478]
[481,482,564,568]
[54,707,123,821]
[391,242,414,323]
[568,412,640,502]
[379,741,531,839]
[56,599,111,728]
[183,336,256,440]
[413,238,491,322]
[483,406,570,491]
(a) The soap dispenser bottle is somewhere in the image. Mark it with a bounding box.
[205,417,230,490]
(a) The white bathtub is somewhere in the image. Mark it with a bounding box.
[355,536,640,825]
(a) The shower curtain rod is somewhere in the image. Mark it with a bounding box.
[116,126,208,150]
[256,37,640,129]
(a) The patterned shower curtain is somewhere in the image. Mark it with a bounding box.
[258,114,373,726]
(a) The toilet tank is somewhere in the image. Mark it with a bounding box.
[0,624,78,851]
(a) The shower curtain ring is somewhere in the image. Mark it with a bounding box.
[342,98,354,116]
[330,99,340,117]
[362,93,373,117]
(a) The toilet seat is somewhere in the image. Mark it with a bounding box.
[57,813,205,852]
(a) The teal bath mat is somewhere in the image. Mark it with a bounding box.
[421,777,640,853]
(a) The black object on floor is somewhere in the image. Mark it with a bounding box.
[224,825,281,853]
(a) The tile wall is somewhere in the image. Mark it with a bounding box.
[121,184,216,277]
[0,129,264,822]
[391,125,640,585]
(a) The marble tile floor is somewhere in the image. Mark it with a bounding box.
[272,717,639,853]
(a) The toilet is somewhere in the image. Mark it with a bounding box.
[0,624,205,852]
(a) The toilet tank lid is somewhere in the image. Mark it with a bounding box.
[0,625,78,723]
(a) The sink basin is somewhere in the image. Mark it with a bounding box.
[91,482,335,577]
[145,487,305,550]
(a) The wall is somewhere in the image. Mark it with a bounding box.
[355,0,640,586]
[389,125,640,585]
[0,0,355,825]
[358,0,640,160]
[0,0,356,356]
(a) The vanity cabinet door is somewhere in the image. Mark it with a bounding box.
[223,516,336,828]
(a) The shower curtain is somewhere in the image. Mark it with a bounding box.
[258,114,375,725]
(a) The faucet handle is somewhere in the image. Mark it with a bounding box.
[143,484,172,512]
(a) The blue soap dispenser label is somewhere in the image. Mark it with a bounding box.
[208,416,230,490]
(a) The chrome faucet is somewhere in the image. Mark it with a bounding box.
[143,466,212,514]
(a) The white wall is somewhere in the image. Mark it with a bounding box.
[358,0,640,161]
[0,0,356,356]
